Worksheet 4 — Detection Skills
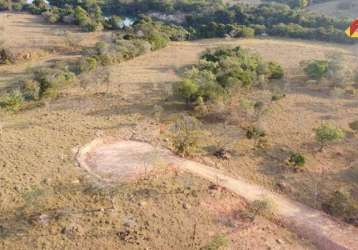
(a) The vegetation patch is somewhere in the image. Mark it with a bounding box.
[287,152,305,170]
[314,123,345,151]
[201,234,230,250]
[175,46,284,106]
[169,114,204,157]
[0,48,16,64]
[0,89,24,112]
[322,190,358,226]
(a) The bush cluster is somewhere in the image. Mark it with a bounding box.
[175,46,284,105]
[0,89,24,112]
[0,48,16,64]
[303,60,329,80]
[0,0,27,11]
[349,120,358,133]
[302,55,353,87]
[322,190,358,225]
[77,17,182,71]
[201,234,229,250]
[288,152,305,168]
[31,66,75,99]
[28,2,103,31]
[78,39,151,74]
[314,123,345,151]
[169,115,203,156]
[0,63,76,112]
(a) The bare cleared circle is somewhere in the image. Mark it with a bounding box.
[76,138,172,182]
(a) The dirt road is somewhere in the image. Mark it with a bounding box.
[77,139,358,250]
[173,156,358,250]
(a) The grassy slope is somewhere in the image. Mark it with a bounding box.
[0,14,312,249]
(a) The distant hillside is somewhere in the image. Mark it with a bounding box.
[307,0,358,19]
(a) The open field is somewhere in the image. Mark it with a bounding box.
[0,12,357,249]
[0,12,98,53]
[93,37,358,209]
[0,12,100,90]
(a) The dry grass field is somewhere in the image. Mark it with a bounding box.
[0,12,357,249]
[0,12,100,90]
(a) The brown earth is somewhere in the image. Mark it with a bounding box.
[0,13,357,249]
[76,139,358,250]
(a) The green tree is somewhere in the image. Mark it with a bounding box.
[314,123,345,151]
[268,62,284,79]
[304,60,329,80]
[147,32,169,50]
[174,79,199,104]
[288,152,305,168]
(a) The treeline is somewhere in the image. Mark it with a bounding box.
[0,0,355,44]
[101,0,224,15]
[0,0,26,11]
[186,3,353,43]
[262,0,310,9]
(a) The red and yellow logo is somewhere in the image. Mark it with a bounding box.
[346,19,358,38]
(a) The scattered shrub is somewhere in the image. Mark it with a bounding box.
[42,10,61,24]
[302,54,353,85]
[349,120,358,133]
[247,199,275,219]
[170,115,203,156]
[201,234,229,250]
[0,90,24,112]
[314,123,345,151]
[174,79,199,104]
[268,62,284,79]
[303,60,329,80]
[22,79,41,101]
[147,32,169,50]
[322,190,358,225]
[152,104,164,122]
[78,56,97,73]
[34,66,75,99]
[288,152,305,168]
[239,98,254,110]
[246,126,266,140]
[254,101,264,113]
[0,48,16,64]
[106,15,123,30]
[271,93,286,101]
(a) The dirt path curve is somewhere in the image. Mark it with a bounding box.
[77,139,358,250]
[172,157,358,250]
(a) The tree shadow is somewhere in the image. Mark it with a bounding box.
[295,101,334,114]
[254,144,292,177]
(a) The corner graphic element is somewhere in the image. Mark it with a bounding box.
[346,19,358,38]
